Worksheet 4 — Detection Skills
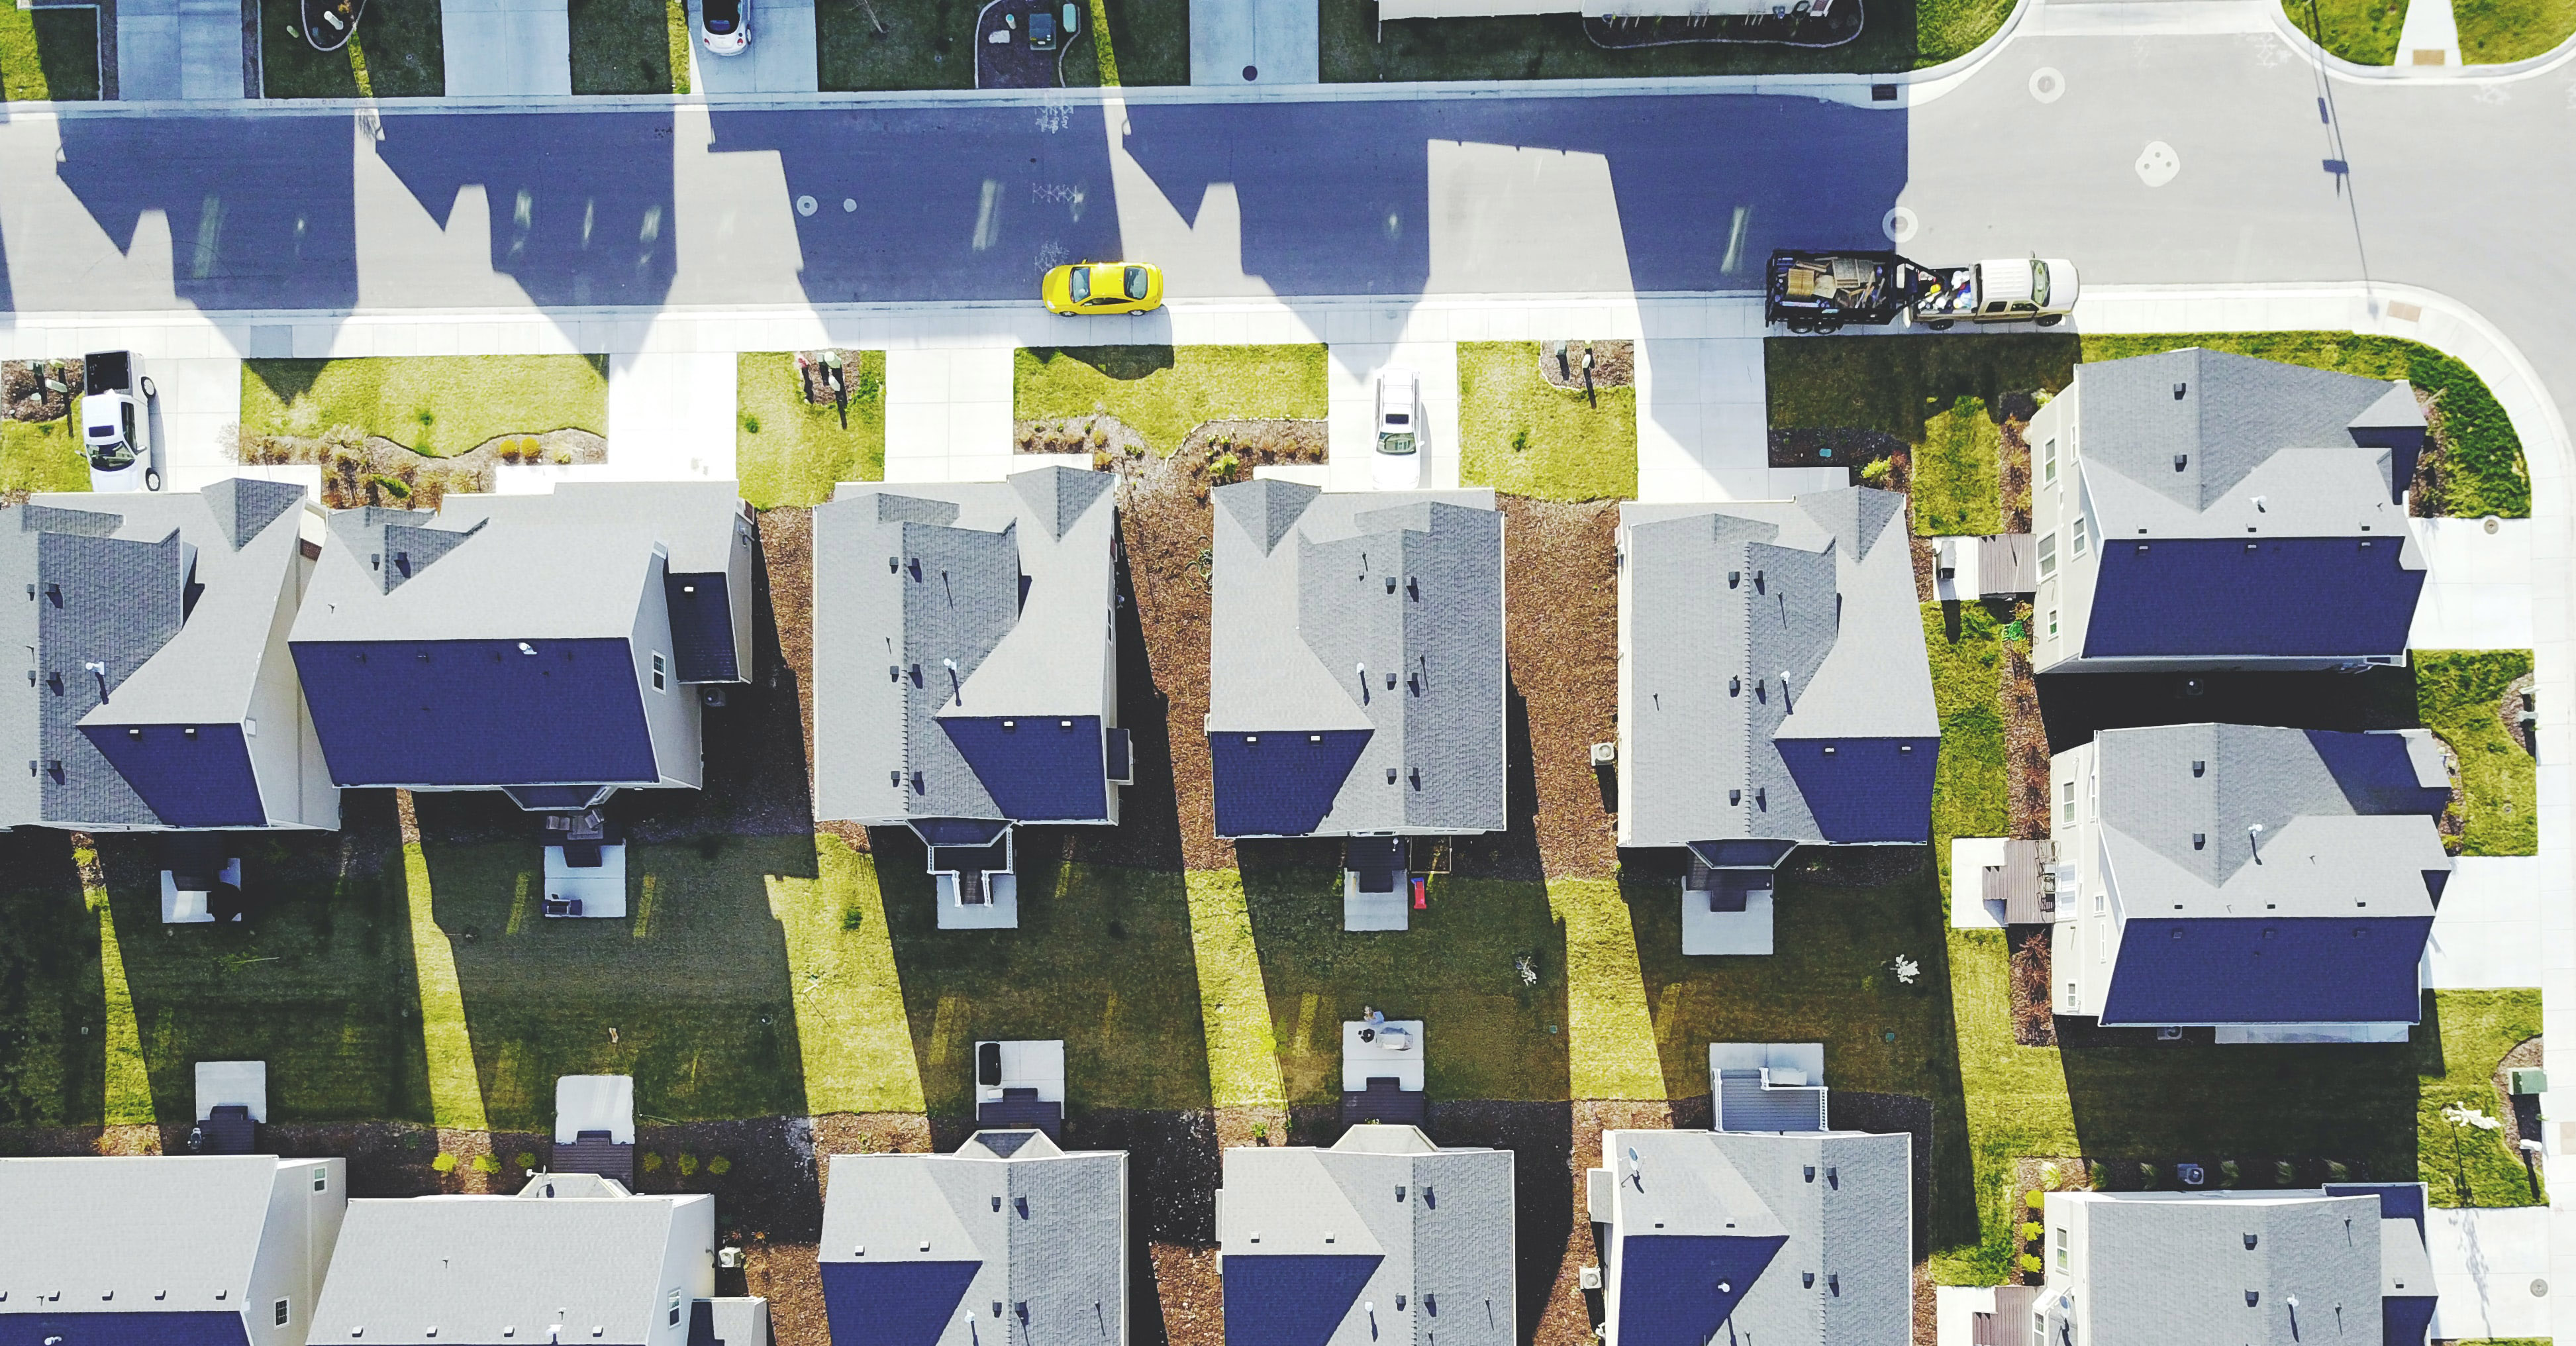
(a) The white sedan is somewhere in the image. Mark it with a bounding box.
[1372,367,1421,490]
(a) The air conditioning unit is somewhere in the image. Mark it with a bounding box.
[1579,1267,1603,1291]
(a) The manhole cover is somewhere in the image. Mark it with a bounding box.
[1881,206,1918,243]
[2028,66,2064,103]
[1242,64,1258,79]
[2534,1279,2550,1298]
[843,198,858,213]
[796,195,818,217]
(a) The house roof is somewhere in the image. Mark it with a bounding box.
[309,1182,707,1346]
[811,468,1119,827]
[0,480,309,828]
[1207,483,1506,836]
[1619,488,1936,851]
[2093,724,2450,919]
[0,1155,297,1311]
[2065,1191,2393,1346]
[2071,348,2420,543]
[816,1133,1126,1346]
[1216,1125,1515,1346]
[1601,1128,1910,1346]
[290,483,745,647]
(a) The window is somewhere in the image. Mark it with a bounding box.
[311,1166,327,1192]
[2059,780,2074,821]
[651,652,667,692]
[668,1290,683,1328]
[2071,516,2088,556]
[275,1300,291,1328]
[2043,438,2057,484]
[2048,609,2059,639]
[2054,1226,2069,1271]
[2038,533,2057,579]
[2033,1313,2046,1346]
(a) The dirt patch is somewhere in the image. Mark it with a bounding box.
[236,425,607,509]
[1148,1245,1223,1346]
[795,350,866,408]
[742,1243,828,1346]
[3,358,78,423]
[1769,427,1894,472]
[1535,340,1634,391]
[1459,499,1619,882]
[2008,925,2056,1047]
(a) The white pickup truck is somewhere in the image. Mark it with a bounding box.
[1912,258,2080,331]
[81,350,161,492]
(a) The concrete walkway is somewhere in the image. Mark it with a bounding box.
[687,0,818,93]
[2425,856,2544,990]
[2413,515,2534,650]
[1188,0,1315,85]
[2397,0,2462,68]
[116,0,244,100]
[441,0,570,95]
[2429,1206,2553,1340]
[883,346,1013,483]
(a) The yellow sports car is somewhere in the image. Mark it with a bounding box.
[1042,261,1164,316]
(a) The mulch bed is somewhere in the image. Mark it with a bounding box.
[1536,340,1634,391]
[2495,1035,2546,1151]
[2501,671,2538,754]
[1778,845,1928,888]
[238,427,607,510]
[1769,427,1893,472]
[3,358,77,423]
[2007,925,2056,1047]
[2004,628,2048,839]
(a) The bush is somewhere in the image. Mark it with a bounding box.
[472,1153,500,1173]
[2326,1160,2350,1181]
[642,1151,664,1172]
[709,1156,731,1176]
[430,1152,458,1172]
[2023,1190,2046,1210]
[2019,1221,2044,1242]
[2138,1163,2159,1188]
[2037,1161,2061,1188]
[2019,1253,2044,1274]
[678,1153,699,1176]
[515,1151,537,1170]
[2274,1159,2297,1185]
[2219,1160,2239,1188]
[1860,457,1893,486]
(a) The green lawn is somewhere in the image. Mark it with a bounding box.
[1912,396,2002,536]
[0,5,97,100]
[0,413,90,495]
[2418,989,2546,1207]
[258,0,444,97]
[1097,0,1185,82]
[736,352,885,509]
[1016,344,1328,457]
[1456,342,1637,502]
[2455,0,2576,58]
[2281,0,2404,62]
[1321,0,2010,80]
[1769,332,2531,519]
[243,356,609,458]
[2416,650,2538,856]
[571,0,677,91]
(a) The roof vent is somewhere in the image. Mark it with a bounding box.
[2252,496,2267,513]
[518,643,536,656]
[2244,1234,2257,1249]
[2173,382,2188,399]
[2173,454,2188,472]
[1729,676,1740,697]
[2192,760,2205,776]
[2193,834,2206,850]
[1728,571,1740,588]
[1730,790,1741,805]
[2245,1292,2259,1307]
[1803,1272,1814,1288]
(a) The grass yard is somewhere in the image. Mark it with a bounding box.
[2453,0,2576,59]
[1911,397,2003,536]
[243,356,610,458]
[258,0,445,97]
[571,0,677,92]
[1321,0,2010,80]
[1456,342,1637,502]
[736,352,886,509]
[0,413,90,495]
[0,5,97,100]
[1095,0,1185,83]
[1016,344,1328,457]
[1769,333,2531,519]
[2281,0,2405,62]
[2418,989,2547,1207]
[2415,650,2538,856]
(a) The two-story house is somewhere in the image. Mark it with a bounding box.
[1587,1126,1911,1346]
[2048,722,2450,1041]
[812,467,1126,929]
[1216,1123,1514,1346]
[815,1129,1126,1346]
[287,484,754,812]
[0,480,336,835]
[310,1172,764,1346]
[0,1154,348,1346]
[2033,1184,2435,1346]
[1617,488,1938,953]
[2029,348,2429,674]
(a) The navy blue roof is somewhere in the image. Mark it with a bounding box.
[1773,737,1939,843]
[1610,1234,1789,1346]
[2381,1295,2436,1346]
[1209,729,1371,837]
[910,816,1011,847]
[81,723,266,827]
[665,571,738,682]
[2325,1181,2428,1235]
[291,637,659,788]
[1221,1253,1382,1346]
[940,715,1109,822]
[0,1312,247,1346]
[819,1259,980,1346]
[2101,916,2433,1025]
[2085,537,2422,659]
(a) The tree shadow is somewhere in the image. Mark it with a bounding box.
[244,357,330,410]
[1028,345,1177,382]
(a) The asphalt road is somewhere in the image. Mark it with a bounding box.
[1,17,2571,427]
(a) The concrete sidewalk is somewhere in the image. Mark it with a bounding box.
[117,0,246,100]
[442,0,570,95]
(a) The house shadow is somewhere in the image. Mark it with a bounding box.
[2056,1022,2418,1186]
[2036,664,2418,754]
[1449,678,1546,883]
[0,826,109,1130]
[1070,530,1186,873]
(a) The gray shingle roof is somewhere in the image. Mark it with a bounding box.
[310,1182,709,1346]
[1208,485,1507,835]
[1601,1128,1910,1346]
[2093,724,2450,918]
[0,480,310,828]
[818,1131,1127,1346]
[2072,348,2420,541]
[291,484,746,646]
[1618,488,1935,851]
[1217,1125,1516,1346]
[2071,1192,2387,1346]
[811,468,1120,826]
[0,1155,297,1310]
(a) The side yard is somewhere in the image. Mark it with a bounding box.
[0,5,99,100]
[2416,649,2540,856]
[570,0,680,93]
[1015,344,1328,456]
[737,350,887,509]
[1456,341,1637,503]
